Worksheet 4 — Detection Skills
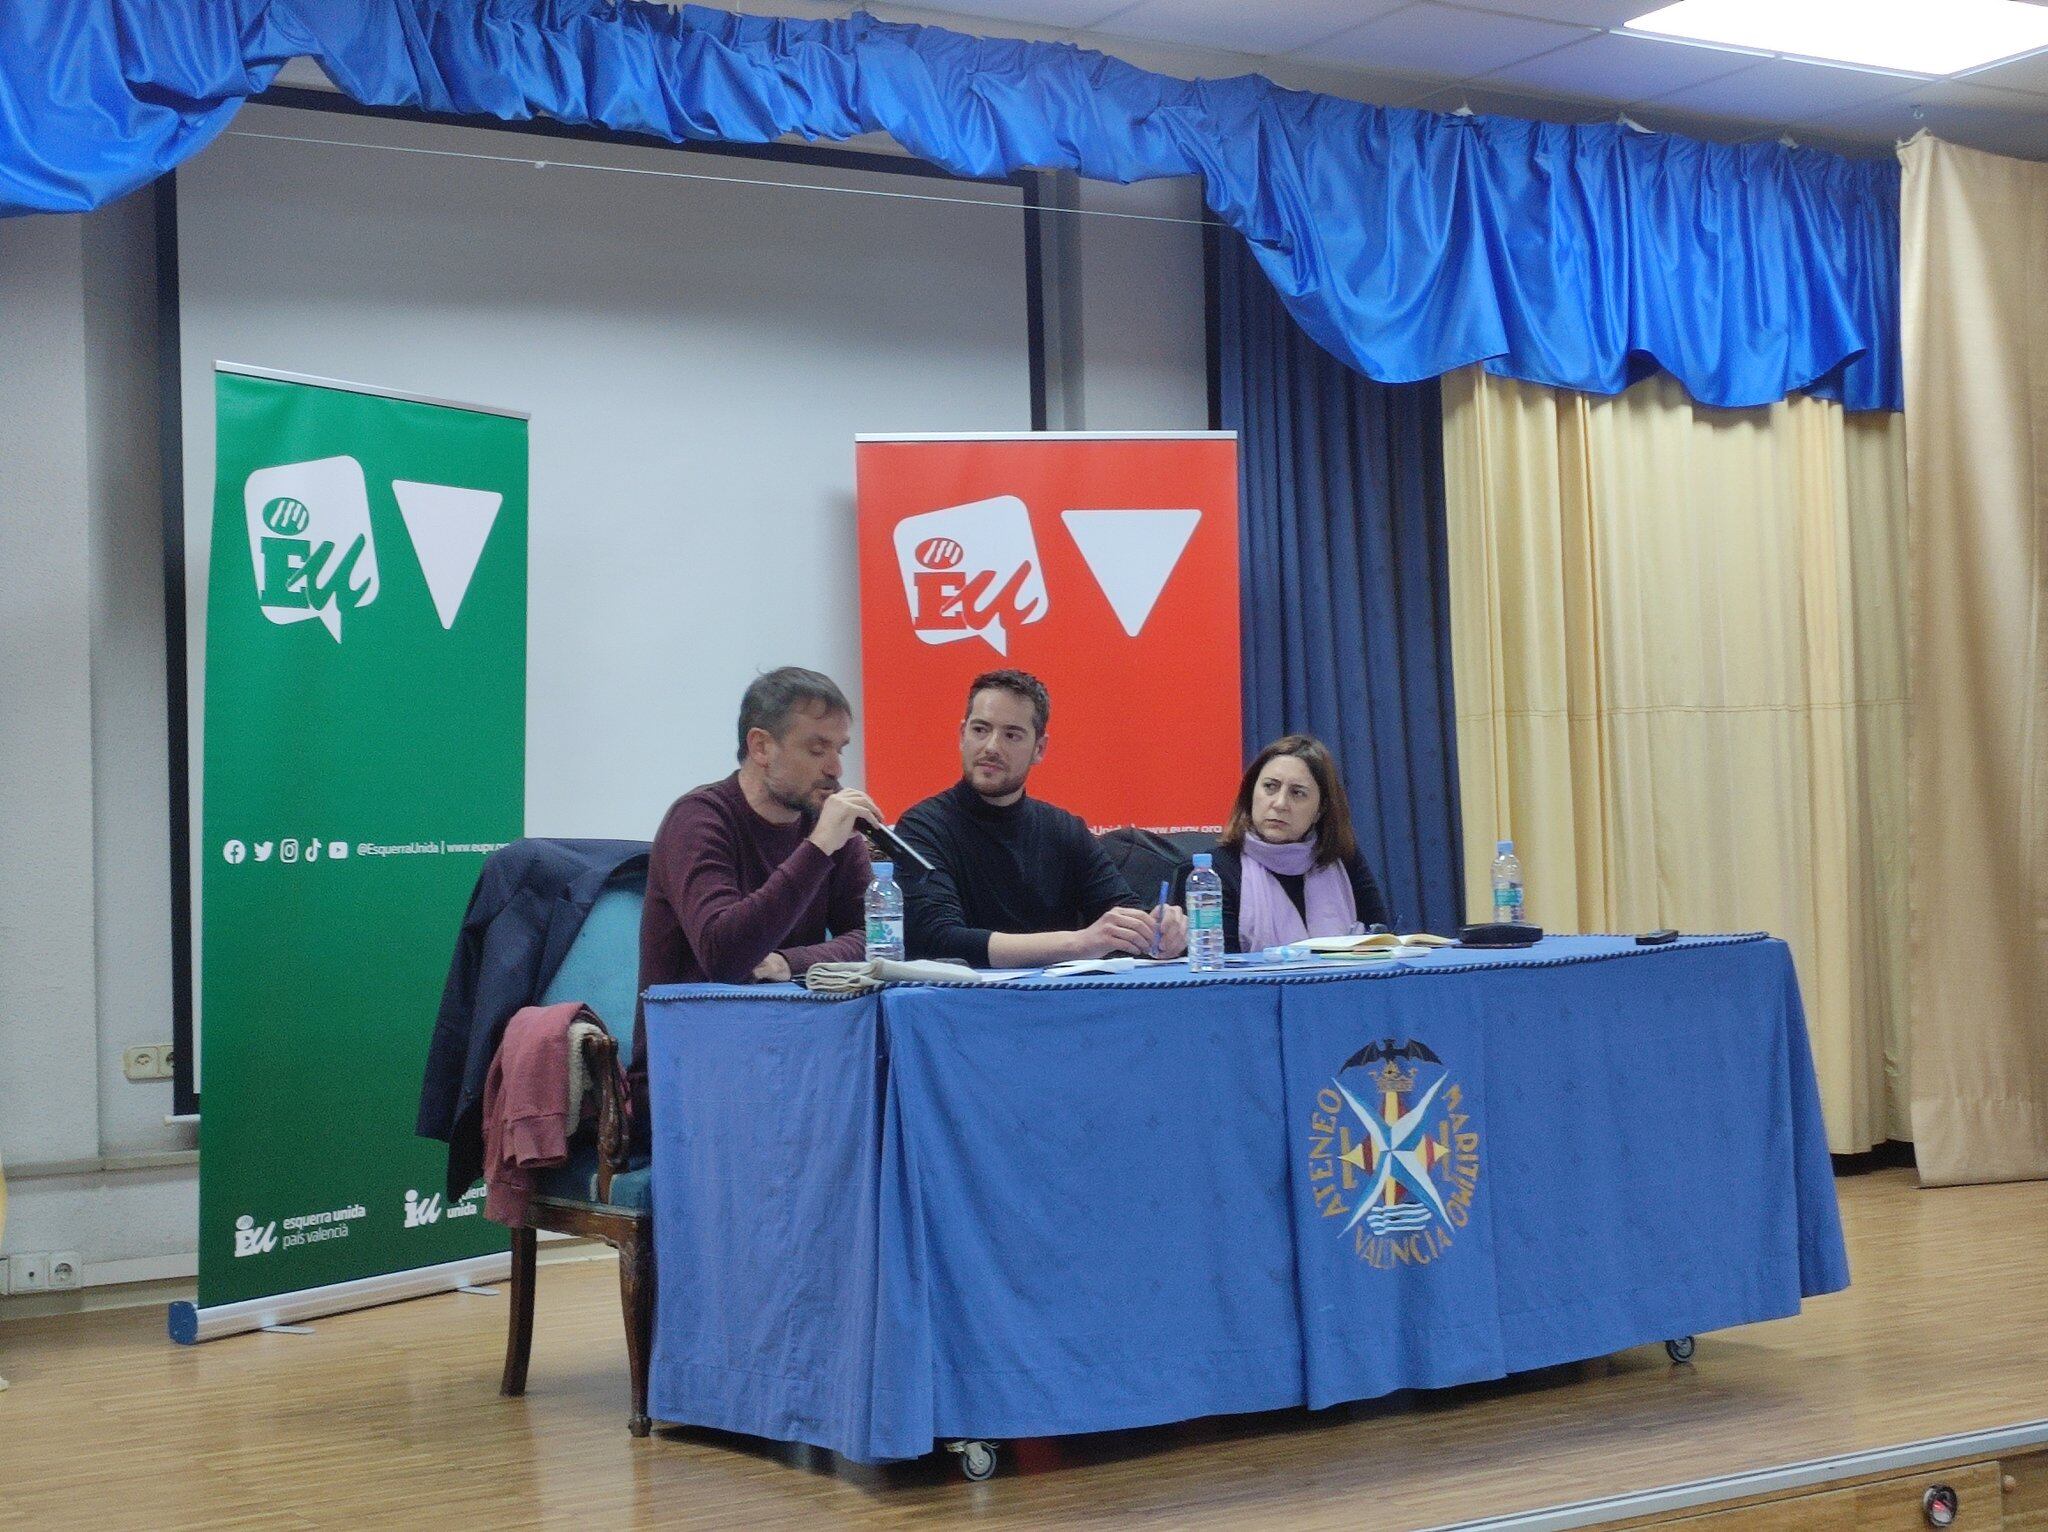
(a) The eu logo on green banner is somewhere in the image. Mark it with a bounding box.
[196,368,527,1313]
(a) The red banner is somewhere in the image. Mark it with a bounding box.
[856,433,1241,832]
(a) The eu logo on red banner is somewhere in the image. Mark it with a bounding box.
[892,495,1049,656]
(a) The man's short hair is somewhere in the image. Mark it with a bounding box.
[736,667,851,761]
[965,669,1050,738]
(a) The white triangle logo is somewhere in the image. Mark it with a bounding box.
[392,481,503,631]
[1059,509,1202,638]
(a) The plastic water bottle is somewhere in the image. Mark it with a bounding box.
[865,862,905,962]
[1186,853,1225,972]
[1491,840,1526,925]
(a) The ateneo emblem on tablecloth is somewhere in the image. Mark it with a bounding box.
[1306,1038,1482,1268]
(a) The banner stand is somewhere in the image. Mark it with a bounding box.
[188,364,527,1330]
[854,431,1241,829]
[170,1252,513,1344]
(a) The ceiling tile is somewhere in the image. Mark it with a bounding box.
[1482,30,1758,100]
[1790,95,1924,142]
[1306,1,1598,76]
[1439,0,1670,25]
[877,0,2048,160]
[1903,76,2048,110]
[1816,80,2048,159]
[1099,0,1413,57]
[1925,113,2048,159]
[1259,57,1453,104]
[1952,46,2048,96]
[1413,80,1614,117]
[1887,76,2048,156]
[1645,56,1917,123]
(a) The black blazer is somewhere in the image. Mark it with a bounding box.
[1173,841,1393,954]
[416,837,650,1199]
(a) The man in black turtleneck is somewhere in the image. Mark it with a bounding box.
[900,669,1189,969]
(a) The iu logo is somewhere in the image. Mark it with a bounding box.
[233,1214,278,1258]
[403,1190,443,1228]
[244,456,380,641]
[892,496,1049,656]
[243,460,504,641]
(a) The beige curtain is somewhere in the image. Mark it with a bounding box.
[1900,136,2048,1185]
[1442,367,1909,1154]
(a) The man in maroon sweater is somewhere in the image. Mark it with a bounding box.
[630,667,883,1144]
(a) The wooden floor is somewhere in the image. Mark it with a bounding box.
[2,1167,2045,1531]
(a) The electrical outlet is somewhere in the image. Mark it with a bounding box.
[47,1252,82,1291]
[7,1253,49,1294]
[123,1044,174,1082]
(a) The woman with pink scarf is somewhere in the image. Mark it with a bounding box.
[1175,735,1392,954]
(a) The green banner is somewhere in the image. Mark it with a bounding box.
[197,368,526,1310]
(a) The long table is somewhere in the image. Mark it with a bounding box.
[642,935,1848,1463]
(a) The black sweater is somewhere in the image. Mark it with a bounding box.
[900,779,1141,967]
[1172,841,1393,954]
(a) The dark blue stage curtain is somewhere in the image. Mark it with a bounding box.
[3,1,1898,410]
[1220,232,1464,935]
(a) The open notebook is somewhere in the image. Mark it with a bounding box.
[1296,932,1454,957]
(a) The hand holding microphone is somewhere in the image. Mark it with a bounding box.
[809,788,888,856]
[808,789,935,872]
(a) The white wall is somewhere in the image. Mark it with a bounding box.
[0,92,1210,1283]
[0,213,101,1178]
[177,107,1036,842]
[1070,175,1211,431]
[1,191,200,1283]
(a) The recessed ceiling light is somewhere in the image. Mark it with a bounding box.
[1625,0,2048,76]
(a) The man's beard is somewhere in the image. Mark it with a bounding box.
[768,775,834,816]
[969,762,1027,800]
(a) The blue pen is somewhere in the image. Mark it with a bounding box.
[1151,878,1170,957]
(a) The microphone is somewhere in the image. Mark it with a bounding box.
[860,816,935,874]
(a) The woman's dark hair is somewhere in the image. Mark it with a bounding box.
[1220,734,1358,868]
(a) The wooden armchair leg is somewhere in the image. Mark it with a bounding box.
[619,1220,655,1438]
[501,1226,538,1397]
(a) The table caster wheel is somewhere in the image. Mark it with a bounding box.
[947,1439,999,1481]
[1665,1336,1696,1363]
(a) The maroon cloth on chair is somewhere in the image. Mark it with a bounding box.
[483,1001,601,1227]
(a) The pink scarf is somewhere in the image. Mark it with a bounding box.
[1238,833,1358,952]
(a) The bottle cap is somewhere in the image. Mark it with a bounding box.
[873,862,894,879]
[1496,840,1514,855]
[1193,852,1212,869]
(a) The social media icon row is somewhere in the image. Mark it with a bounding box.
[222,838,352,865]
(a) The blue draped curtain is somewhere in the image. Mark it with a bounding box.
[1,0,1899,410]
[1220,232,1465,935]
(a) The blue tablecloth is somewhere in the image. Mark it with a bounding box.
[642,935,1848,1462]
